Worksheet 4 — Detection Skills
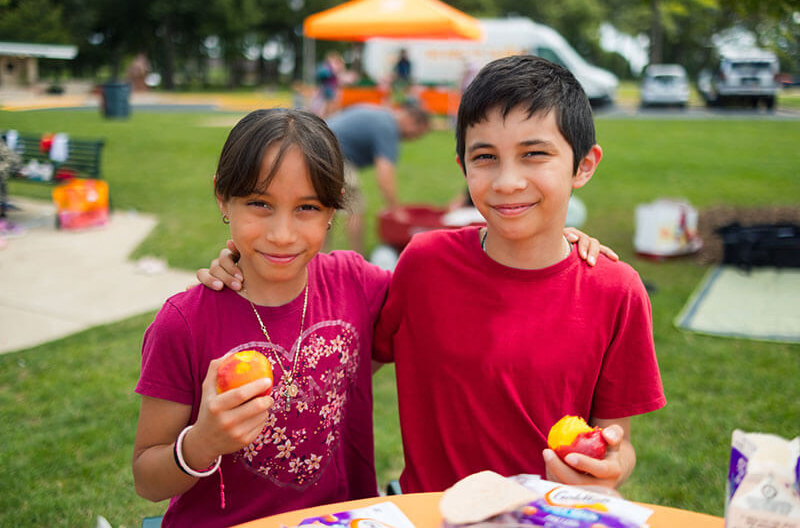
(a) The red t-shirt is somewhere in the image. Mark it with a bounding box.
[374,227,666,493]
[136,251,390,528]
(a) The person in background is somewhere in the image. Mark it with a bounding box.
[127,52,151,91]
[392,48,413,102]
[315,51,345,118]
[460,58,480,93]
[326,102,430,254]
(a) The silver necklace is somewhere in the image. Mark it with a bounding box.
[247,283,308,412]
[480,228,572,259]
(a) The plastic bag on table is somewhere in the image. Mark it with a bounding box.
[726,429,800,528]
[440,471,653,527]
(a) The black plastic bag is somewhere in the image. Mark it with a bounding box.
[716,223,800,270]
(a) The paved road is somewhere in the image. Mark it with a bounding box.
[4,87,799,120]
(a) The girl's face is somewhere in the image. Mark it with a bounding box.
[218,143,334,298]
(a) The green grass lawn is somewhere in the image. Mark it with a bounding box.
[1,107,799,527]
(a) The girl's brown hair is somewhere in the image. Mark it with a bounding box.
[215,108,346,209]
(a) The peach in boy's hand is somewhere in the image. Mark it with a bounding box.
[216,351,273,396]
[547,415,608,461]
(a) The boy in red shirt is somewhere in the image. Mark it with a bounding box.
[372,55,665,492]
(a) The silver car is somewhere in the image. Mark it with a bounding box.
[640,64,690,108]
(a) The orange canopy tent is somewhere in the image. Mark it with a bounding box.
[303,0,483,41]
[300,0,483,105]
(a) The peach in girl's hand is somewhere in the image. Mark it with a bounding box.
[547,415,607,461]
[216,351,273,396]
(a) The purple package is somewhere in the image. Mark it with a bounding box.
[298,501,415,528]
[727,441,749,502]
[498,498,646,528]
[442,479,653,528]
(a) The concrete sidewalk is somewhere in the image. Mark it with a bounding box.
[0,197,196,354]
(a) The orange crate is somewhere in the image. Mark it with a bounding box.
[340,86,387,107]
[418,87,461,116]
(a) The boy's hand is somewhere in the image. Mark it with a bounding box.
[564,227,619,266]
[196,240,243,291]
[542,424,627,489]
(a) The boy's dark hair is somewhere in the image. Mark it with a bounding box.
[215,108,346,209]
[456,55,595,175]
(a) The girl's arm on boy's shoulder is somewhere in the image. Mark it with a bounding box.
[132,357,273,502]
[542,416,635,489]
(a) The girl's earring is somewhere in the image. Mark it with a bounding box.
[222,214,230,225]
[327,221,332,231]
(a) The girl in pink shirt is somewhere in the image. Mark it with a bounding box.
[133,109,390,527]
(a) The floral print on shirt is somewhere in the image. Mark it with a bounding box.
[229,320,360,490]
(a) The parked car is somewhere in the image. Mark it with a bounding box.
[640,64,690,108]
[698,48,779,109]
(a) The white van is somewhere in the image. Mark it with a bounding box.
[361,17,618,105]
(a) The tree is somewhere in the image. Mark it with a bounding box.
[147,0,211,89]
[0,0,72,44]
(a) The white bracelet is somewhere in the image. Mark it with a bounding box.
[174,425,221,478]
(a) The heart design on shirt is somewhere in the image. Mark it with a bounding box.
[229,319,361,489]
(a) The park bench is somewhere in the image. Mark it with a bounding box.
[1,131,105,217]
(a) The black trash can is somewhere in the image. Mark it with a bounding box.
[101,81,131,118]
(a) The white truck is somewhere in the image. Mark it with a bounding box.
[361,17,619,105]
[698,47,780,109]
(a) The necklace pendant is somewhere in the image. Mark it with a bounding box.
[247,283,309,415]
[281,385,291,412]
[281,378,298,412]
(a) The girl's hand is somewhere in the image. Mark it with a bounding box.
[196,240,243,291]
[564,227,619,266]
[542,424,626,489]
[181,356,273,470]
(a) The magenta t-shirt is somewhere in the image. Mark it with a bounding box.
[136,251,390,527]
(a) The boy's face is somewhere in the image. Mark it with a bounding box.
[461,106,597,245]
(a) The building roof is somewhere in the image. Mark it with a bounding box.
[0,42,78,60]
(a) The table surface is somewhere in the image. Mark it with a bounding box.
[233,492,724,528]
